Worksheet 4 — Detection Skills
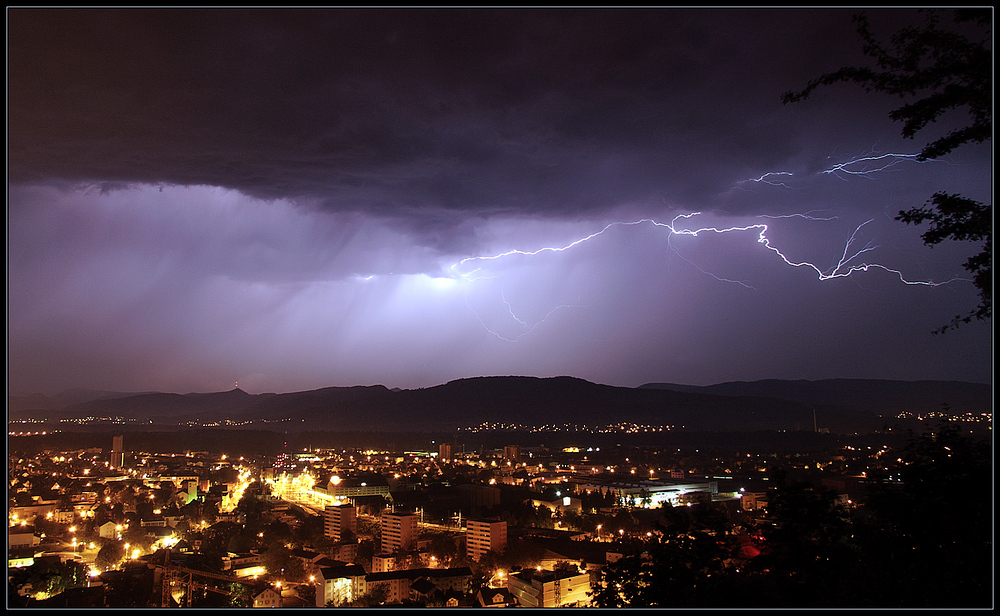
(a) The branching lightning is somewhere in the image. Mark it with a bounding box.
[463,289,585,343]
[485,292,584,342]
[737,149,939,190]
[456,213,958,284]
[741,171,795,189]
[450,147,963,341]
[757,211,839,222]
[667,247,757,290]
[452,210,969,341]
[660,214,924,283]
[821,152,926,181]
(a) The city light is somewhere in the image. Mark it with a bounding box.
[6,398,990,609]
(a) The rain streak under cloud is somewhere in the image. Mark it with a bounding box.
[7,8,992,396]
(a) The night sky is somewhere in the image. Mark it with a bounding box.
[7,8,992,397]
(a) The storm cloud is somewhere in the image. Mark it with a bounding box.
[7,8,991,396]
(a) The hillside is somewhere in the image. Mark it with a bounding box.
[11,375,985,435]
[640,379,992,418]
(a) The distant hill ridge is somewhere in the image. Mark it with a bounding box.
[8,376,991,434]
[640,378,991,416]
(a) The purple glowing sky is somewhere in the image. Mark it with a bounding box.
[7,8,992,396]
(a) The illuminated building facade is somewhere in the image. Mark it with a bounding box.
[316,564,367,607]
[466,518,507,561]
[380,510,419,554]
[324,474,392,500]
[507,567,591,608]
[572,478,718,507]
[438,442,453,461]
[111,434,126,469]
[364,567,473,604]
[323,504,357,543]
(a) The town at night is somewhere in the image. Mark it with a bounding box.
[7,7,992,609]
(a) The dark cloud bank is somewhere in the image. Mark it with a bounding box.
[7,8,992,396]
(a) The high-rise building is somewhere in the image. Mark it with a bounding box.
[504,445,521,464]
[324,504,358,543]
[111,434,125,470]
[438,442,453,461]
[380,510,419,554]
[466,517,507,561]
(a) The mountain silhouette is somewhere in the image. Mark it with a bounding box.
[11,376,988,434]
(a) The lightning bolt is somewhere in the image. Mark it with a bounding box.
[664,213,954,284]
[757,211,840,222]
[667,247,757,290]
[737,149,939,190]
[821,152,926,181]
[739,171,795,189]
[470,291,584,343]
[452,147,960,341]
[452,212,969,341]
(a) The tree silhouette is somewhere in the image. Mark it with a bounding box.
[858,422,992,607]
[747,475,859,606]
[9,559,89,600]
[896,191,990,331]
[295,513,326,546]
[783,9,992,332]
[95,541,126,571]
[346,582,389,607]
[591,523,744,608]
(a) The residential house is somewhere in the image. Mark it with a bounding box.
[8,526,41,550]
[476,587,518,607]
[252,586,282,608]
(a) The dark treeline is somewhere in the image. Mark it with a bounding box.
[592,422,993,608]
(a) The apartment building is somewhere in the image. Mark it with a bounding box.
[315,564,367,607]
[466,517,507,561]
[364,567,473,605]
[111,434,126,470]
[372,550,428,573]
[323,504,358,542]
[438,442,453,461]
[380,510,419,554]
[507,567,591,608]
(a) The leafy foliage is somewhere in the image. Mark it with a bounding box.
[8,559,89,601]
[782,10,990,160]
[856,422,993,606]
[590,504,747,608]
[591,424,992,608]
[346,582,389,607]
[422,530,459,565]
[783,9,992,331]
[103,567,155,607]
[896,192,991,331]
[95,541,126,571]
